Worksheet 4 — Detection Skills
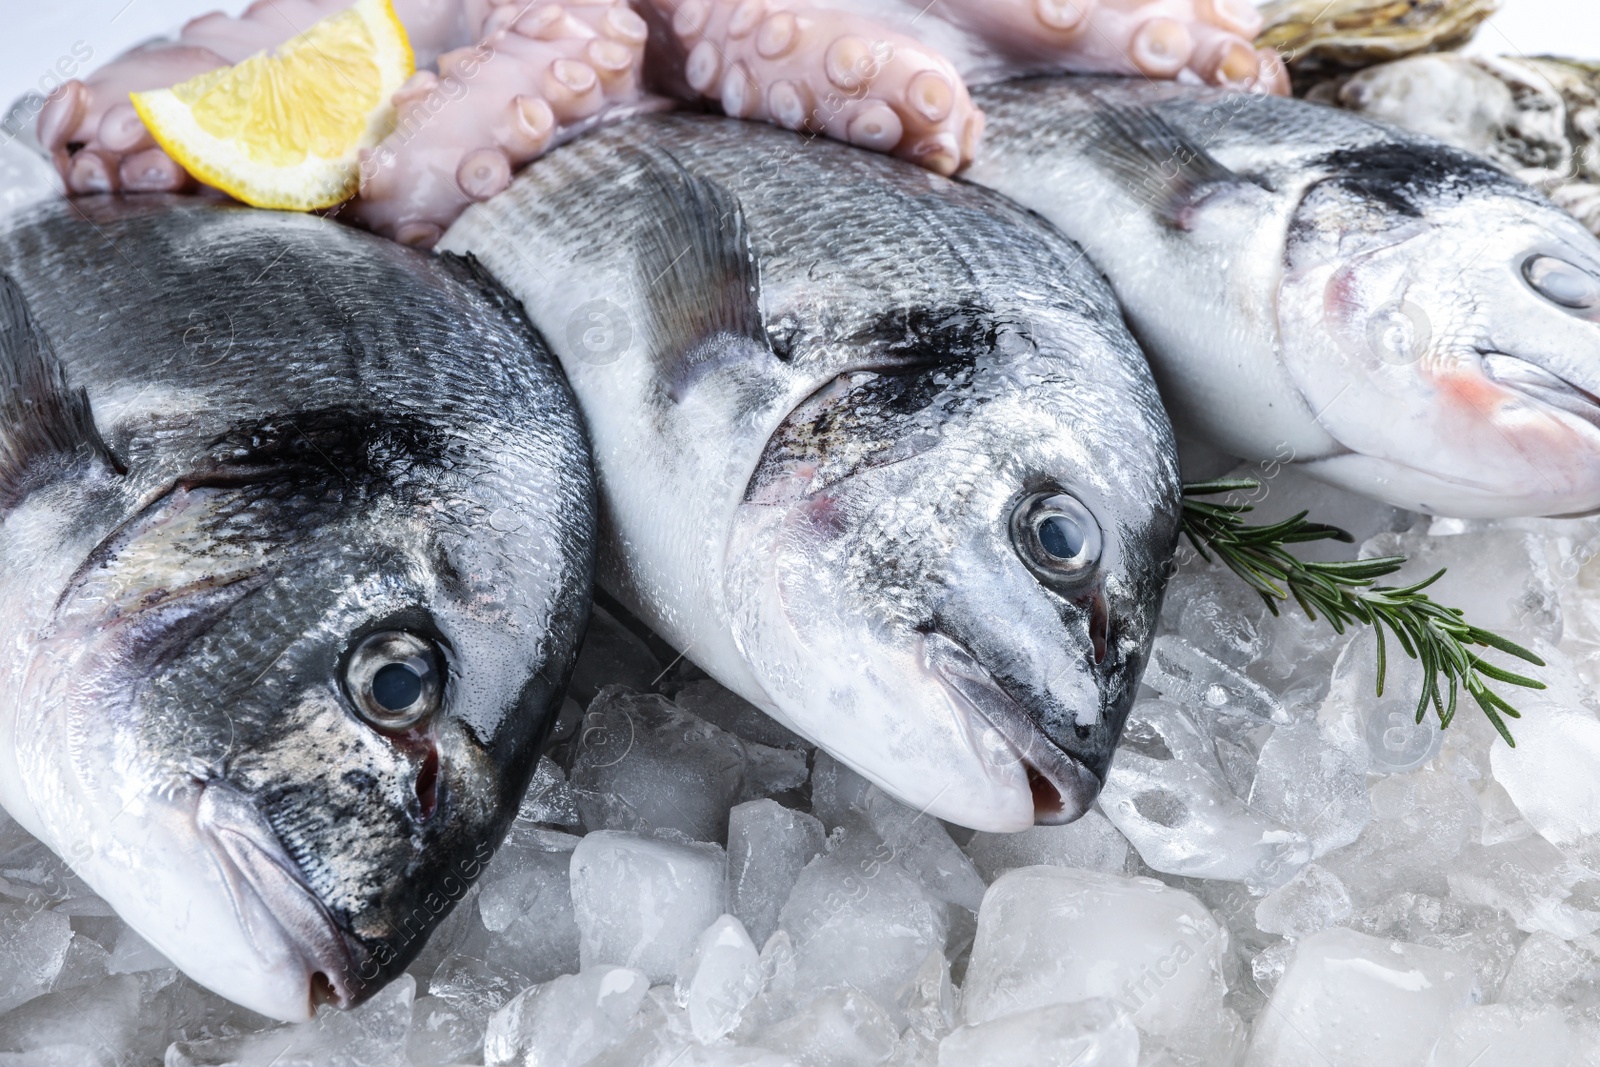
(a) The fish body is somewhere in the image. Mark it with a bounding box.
[0,197,594,1020]
[443,114,1180,833]
[967,77,1600,518]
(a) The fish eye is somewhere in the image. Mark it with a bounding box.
[1522,255,1600,309]
[343,630,444,732]
[1010,491,1102,587]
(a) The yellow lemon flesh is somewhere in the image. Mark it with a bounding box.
[132,0,413,211]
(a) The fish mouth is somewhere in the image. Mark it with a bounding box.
[1480,351,1600,433]
[195,782,362,1015]
[923,632,1101,826]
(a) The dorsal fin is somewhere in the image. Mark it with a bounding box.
[1078,98,1253,228]
[0,271,120,509]
[628,147,769,399]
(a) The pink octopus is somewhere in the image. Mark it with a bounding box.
[37,0,1286,246]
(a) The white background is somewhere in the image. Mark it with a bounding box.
[3,0,1600,122]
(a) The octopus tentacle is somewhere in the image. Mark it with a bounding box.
[39,42,227,194]
[919,0,1287,93]
[40,0,1288,209]
[37,0,491,196]
[347,0,653,246]
[644,0,980,174]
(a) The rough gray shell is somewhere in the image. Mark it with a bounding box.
[1323,53,1600,234]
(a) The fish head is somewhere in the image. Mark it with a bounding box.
[8,213,593,1023]
[1278,142,1600,516]
[32,410,588,1022]
[728,315,1179,832]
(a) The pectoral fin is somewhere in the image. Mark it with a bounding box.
[628,148,771,400]
[1079,99,1256,229]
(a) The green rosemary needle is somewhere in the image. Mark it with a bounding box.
[1180,479,1545,746]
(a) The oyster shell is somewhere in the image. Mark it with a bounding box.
[1326,52,1600,234]
[1258,0,1500,88]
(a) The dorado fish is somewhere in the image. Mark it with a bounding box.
[0,196,594,1020]
[442,114,1180,833]
[966,77,1600,518]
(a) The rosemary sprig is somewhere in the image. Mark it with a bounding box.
[1180,478,1545,746]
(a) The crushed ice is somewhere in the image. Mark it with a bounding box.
[8,466,1600,1065]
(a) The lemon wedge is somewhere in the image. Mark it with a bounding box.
[131,0,413,211]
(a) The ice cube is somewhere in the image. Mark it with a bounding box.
[475,828,582,983]
[937,999,1139,1067]
[1248,720,1371,856]
[675,679,811,752]
[482,966,650,1067]
[1250,941,1292,999]
[131,973,268,1059]
[727,801,826,947]
[675,915,763,1043]
[809,753,874,832]
[963,810,1130,882]
[598,1043,800,1067]
[407,993,484,1066]
[731,930,801,1042]
[1497,930,1597,1005]
[0,974,139,1063]
[308,974,415,1066]
[1209,720,1266,800]
[1140,636,1288,725]
[1427,1005,1575,1067]
[1100,699,1311,886]
[570,831,727,983]
[574,985,690,1067]
[777,827,945,1026]
[167,973,414,1067]
[428,954,530,1025]
[1244,928,1476,1067]
[962,867,1242,1064]
[405,882,489,982]
[1250,607,1351,696]
[1168,877,1273,1007]
[105,928,171,975]
[1253,864,1352,938]
[1447,836,1600,940]
[570,688,748,842]
[756,988,899,1067]
[1347,892,1521,997]
[1489,660,1600,863]
[1475,780,1541,848]
[1321,630,1443,774]
[741,744,811,806]
[518,757,582,830]
[48,934,112,997]
[860,789,986,912]
[0,907,71,1013]
[1319,768,1480,907]
[900,950,955,1049]
[1171,570,1272,670]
